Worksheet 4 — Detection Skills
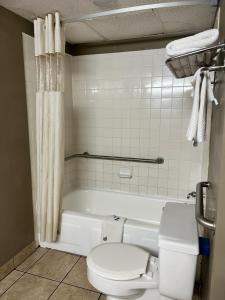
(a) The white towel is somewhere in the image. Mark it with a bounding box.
[186,69,202,142]
[186,69,218,144]
[101,215,126,243]
[166,29,219,57]
[197,72,207,142]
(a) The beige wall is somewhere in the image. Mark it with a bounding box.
[0,6,34,266]
[201,3,225,300]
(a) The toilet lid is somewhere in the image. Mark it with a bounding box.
[87,243,150,280]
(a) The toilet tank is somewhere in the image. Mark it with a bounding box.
[159,203,199,300]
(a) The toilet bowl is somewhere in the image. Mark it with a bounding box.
[87,203,199,300]
[87,243,159,299]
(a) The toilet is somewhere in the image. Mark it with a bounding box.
[87,202,199,300]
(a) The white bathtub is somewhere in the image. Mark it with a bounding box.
[40,189,188,256]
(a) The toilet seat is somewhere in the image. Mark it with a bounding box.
[87,243,150,281]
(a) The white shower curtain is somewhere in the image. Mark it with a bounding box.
[34,13,65,242]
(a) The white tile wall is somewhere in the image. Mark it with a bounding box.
[22,37,210,200]
[64,48,210,200]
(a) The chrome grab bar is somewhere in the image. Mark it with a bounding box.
[196,181,216,231]
[65,152,164,164]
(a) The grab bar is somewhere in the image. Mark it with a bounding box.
[196,181,216,231]
[65,151,164,164]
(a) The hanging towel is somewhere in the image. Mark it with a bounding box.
[186,69,202,142]
[186,69,218,145]
[166,29,219,57]
[197,72,207,142]
[101,215,126,243]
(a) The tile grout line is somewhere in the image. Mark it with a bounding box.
[45,281,61,300]
[13,243,39,269]
[22,249,81,283]
[25,272,63,284]
[58,281,101,295]
[60,256,82,283]
[60,255,100,293]
[16,247,50,273]
[46,282,101,300]
[46,254,82,300]
[0,249,73,299]
[46,255,101,299]
[0,271,25,298]
[0,249,100,299]
[0,247,49,298]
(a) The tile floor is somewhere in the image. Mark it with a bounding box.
[0,247,104,300]
[0,247,199,300]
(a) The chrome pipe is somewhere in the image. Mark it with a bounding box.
[65,151,164,164]
[196,181,216,230]
[201,65,225,73]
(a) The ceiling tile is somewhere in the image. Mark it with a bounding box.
[156,5,217,33]
[0,0,77,20]
[65,22,104,43]
[86,10,164,40]
[0,0,173,21]
[0,0,218,44]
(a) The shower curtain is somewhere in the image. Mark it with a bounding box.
[34,13,65,242]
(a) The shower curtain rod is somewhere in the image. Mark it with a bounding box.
[62,0,218,24]
[65,152,164,164]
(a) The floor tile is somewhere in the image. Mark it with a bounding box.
[49,283,100,300]
[0,270,23,297]
[63,257,97,292]
[28,249,79,281]
[0,259,14,281]
[0,273,59,300]
[16,247,48,272]
[13,241,37,267]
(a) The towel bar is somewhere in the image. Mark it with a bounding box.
[201,65,225,73]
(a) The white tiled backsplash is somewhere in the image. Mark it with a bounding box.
[64,48,210,199]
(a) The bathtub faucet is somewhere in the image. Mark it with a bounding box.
[187,191,197,199]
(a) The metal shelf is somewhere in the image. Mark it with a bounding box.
[165,43,225,78]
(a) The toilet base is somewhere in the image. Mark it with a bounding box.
[106,289,173,300]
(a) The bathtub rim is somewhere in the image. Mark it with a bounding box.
[63,187,195,205]
[61,188,195,227]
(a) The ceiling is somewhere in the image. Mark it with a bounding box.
[0,0,219,44]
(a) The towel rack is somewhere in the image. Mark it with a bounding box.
[165,43,225,78]
[65,152,164,164]
[200,65,225,73]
